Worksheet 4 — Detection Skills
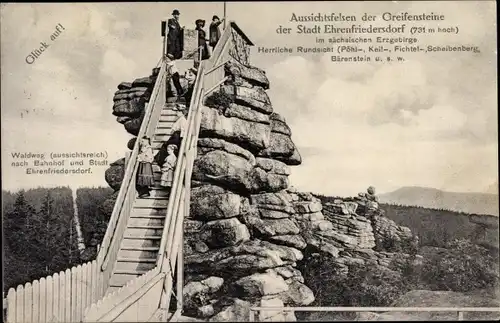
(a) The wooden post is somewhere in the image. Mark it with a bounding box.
[223,2,227,29]
[249,308,255,322]
[124,151,131,168]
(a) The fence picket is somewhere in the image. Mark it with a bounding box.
[32,281,40,323]
[52,273,59,322]
[71,266,78,322]
[46,276,53,322]
[15,285,24,323]
[77,265,84,322]
[7,288,16,323]
[24,283,33,323]
[86,262,92,310]
[58,272,65,323]
[64,269,71,322]
[81,263,88,315]
[39,278,46,323]
[91,261,97,305]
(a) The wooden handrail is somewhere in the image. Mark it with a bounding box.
[156,63,206,269]
[98,59,168,272]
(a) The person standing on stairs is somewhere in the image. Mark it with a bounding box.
[154,106,188,165]
[209,15,224,52]
[194,19,210,68]
[136,136,155,198]
[183,67,197,106]
[167,9,184,59]
[166,53,183,100]
[160,144,177,192]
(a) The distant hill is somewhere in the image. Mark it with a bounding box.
[379,186,499,217]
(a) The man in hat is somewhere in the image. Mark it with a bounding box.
[166,53,183,98]
[195,19,210,67]
[167,9,184,59]
[209,15,224,51]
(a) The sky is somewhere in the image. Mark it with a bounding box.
[1,1,498,196]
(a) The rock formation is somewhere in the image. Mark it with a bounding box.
[101,58,420,321]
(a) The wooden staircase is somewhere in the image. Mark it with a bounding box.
[107,102,180,294]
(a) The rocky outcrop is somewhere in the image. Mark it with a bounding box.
[183,58,311,321]
[100,54,420,321]
[112,70,159,136]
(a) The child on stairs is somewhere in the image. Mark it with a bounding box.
[160,144,177,192]
[136,136,155,198]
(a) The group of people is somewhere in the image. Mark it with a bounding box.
[166,9,224,65]
[132,8,225,198]
[135,105,188,198]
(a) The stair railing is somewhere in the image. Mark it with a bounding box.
[97,57,169,290]
[154,22,243,319]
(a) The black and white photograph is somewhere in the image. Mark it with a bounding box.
[1,1,498,321]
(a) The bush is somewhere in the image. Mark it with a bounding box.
[420,239,499,292]
[301,253,410,308]
[205,89,234,111]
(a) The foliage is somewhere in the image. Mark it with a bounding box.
[204,89,234,111]
[300,253,411,310]
[419,239,500,292]
[76,187,114,245]
[2,186,112,293]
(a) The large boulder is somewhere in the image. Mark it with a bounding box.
[123,114,144,136]
[224,103,270,125]
[199,218,251,248]
[193,138,289,194]
[258,131,301,165]
[199,105,271,152]
[222,85,273,115]
[225,59,270,89]
[190,184,250,221]
[185,239,303,277]
[104,158,125,191]
[370,214,418,252]
[233,270,289,297]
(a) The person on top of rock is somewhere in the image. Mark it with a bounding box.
[160,144,177,191]
[167,9,184,59]
[194,19,210,68]
[166,53,183,99]
[209,15,224,51]
[136,136,155,198]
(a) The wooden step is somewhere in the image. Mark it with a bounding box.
[115,260,156,272]
[134,198,168,208]
[118,256,157,263]
[125,226,164,236]
[154,134,174,141]
[113,269,151,275]
[156,124,173,131]
[159,115,178,122]
[131,208,167,217]
[118,247,160,259]
[108,272,142,288]
[161,110,180,117]
[149,188,170,198]
[122,236,162,248]
[129,217,165,226]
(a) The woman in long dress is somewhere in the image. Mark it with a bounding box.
[136,136,155,198]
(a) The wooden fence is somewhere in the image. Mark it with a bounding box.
[83,267,162,322]
[249,306,500,321]
[4,260,104,323]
